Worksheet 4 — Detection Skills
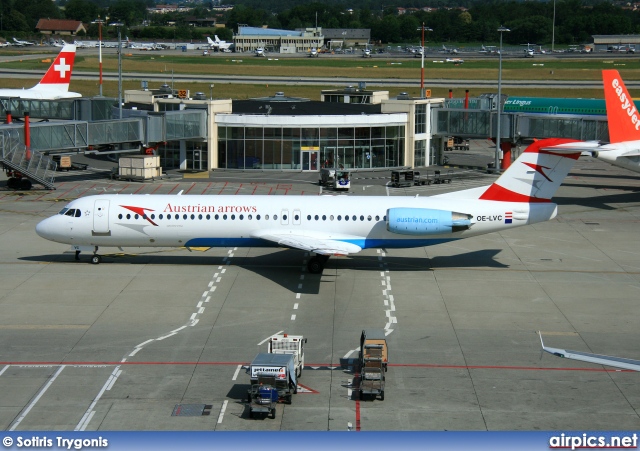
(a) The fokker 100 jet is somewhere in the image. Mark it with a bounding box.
[36,137,587,273]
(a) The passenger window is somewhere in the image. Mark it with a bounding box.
[265,215,269,220]
[322,215,326,221]
[215,214,219,220]
[198,214,202,220]
[294,215,299,221]
[248,214,252,220]
[126,214,131,219]
[273,215,277,220]
[240,214,244,220]
[118,214,123,219]
[314,215,319,220]
[183,214,187,220]
[345,215,349,221]
[151,214,155,220]
[352,215,356,221]
[159,214,164,220]
[206,214,210,220]
[191,214,195,220]
[360,215,364,221]
[223,214,228,220]
[283,215,287,220]
[231,214,236,220]
[167,214,171,219]
[375,215,380,221]
[135,214,139,220]
[307,215,311,220]
[330,215,334,221]
[367,215,372,221]
[337,215,342,221]
[257,215,261,220]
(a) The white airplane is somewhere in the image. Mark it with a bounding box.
[308,47,318,57]
[581,70,640,174]
[52,39,68,48]
[445,58,464,64]
[539,332,640,372]
[441,44,458,54]
[207,35,232,52]
[255,47,266,57]
[37,137,585,272]
[0,44,81,99]
[0,41,10,48]
[522,43,535,58]
[13,37,36,46]
[363,48,372,58]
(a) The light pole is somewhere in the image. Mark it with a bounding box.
[417,23,432,98]
[95,18,104,96]
[552,0,556,53]
[495,25,509,172]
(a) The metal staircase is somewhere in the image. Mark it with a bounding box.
[1,129,57,190]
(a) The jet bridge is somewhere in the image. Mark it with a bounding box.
[432,108,610,142]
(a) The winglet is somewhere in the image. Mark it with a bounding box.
[602,69,640,143]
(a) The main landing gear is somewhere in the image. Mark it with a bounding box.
[307,254,330,274]
[76,246,102,264]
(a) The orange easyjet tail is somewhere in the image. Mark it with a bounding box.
[602,69,640,143]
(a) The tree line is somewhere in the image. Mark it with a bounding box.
[1,0,639,46]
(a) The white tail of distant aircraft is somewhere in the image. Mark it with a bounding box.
[36,138,584,272]
[0,44,81,99]
[207,35,232,52]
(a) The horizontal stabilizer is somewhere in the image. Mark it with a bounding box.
[539,141,600,153]
[539,332,640,372]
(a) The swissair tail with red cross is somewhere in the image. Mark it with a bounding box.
[0,44,81,99]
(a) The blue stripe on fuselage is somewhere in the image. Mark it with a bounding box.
[184,237,456,249]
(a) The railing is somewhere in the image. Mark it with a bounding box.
[1,129,57,189]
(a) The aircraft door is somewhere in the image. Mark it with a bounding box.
[281,209,289,225]
[293,209,301,225]
[93,199,110,234]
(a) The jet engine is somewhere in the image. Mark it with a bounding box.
[386,208,472,235]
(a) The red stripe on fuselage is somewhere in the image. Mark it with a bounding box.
[479,183,551,203]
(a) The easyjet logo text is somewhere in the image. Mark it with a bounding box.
[611,78,640,130]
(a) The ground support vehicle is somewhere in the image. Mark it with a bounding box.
[267,334,306,378]
[248,353,297,404]
[433,170,453,184]
[358,329,388,401]
[446,137,470,151]
[319,168,350,191]
[247,384,278,419]
[391,170,431,187]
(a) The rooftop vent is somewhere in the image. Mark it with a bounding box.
[158,84,172,94]
[275,92,285,97]
[397,92,410,100]
[192,92,207,100]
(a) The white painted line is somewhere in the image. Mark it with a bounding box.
[389,295,394,303]
[214,273,219,277]
[380,272,385,277]
[217,400,228,424]
[171,325,188,334]
[300,275,305,280]
[296,293,301,299]
[258,330,284,346]
[197,301,203,308]
[384,299,389,306]
[291,314,296,321]
[221,269,227,274]
[202,291,209,297]
[76,365,121,431]
[210,286,217,292]
[0,365,8,377]
[205,296,211,303]
[190,319,199,327]
[105,369,122,391]
[232,364,242,381]
[190,313,197,321]
[128,348,141,357]
[137,339,154,347]
[10,365,66,431]
[198,307,205,314]
[79,410,96,431]
[385,329,393,336]
[208,281,213,287]
[216,277,222,283]
[157,332,177,341]
[381,280,386,286]
[293,303,299,310]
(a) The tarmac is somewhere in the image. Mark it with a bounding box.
[1,141,640,431]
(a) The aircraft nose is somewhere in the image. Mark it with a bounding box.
[36,217,55,240]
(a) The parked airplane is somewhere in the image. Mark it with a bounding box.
[584,70,640,174]
[445,58,464,64]
[308,47,319,57]
[36,137,585,273]
[441,44,458,54]
[255,47,266,57]
[363,48,372,58]
[539,332,640,371]
[522,43,535,57]
[13,37,35,46]
[0,44,80,99]
[52,39,68,48]
[0,41,10,48]
[207,35,232,52]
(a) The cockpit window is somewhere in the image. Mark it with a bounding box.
[59,208,69,215]
[75,210,81,217]
[65,209,77,217]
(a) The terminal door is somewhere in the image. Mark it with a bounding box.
[301,151,319,171]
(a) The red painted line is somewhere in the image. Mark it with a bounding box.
[132,184,146,194]
[184,184,196,194]
[76,184,98,198]
[149,184,163,195]
[167,184,180,194]
[296,383,320,394]
[252,186,258,195]
[117,184,130,193]
[217,181,228,195]
[355,398,361,431]
[0,361,631,373]
[200,182,212,195]
[268,187,273,195]
[33,192,49,201]
[56,184,80,199]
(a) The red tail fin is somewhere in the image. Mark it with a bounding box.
[602,69,640,143]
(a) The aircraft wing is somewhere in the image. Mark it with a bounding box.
[539,332,640,371]
[252,230,362,255]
